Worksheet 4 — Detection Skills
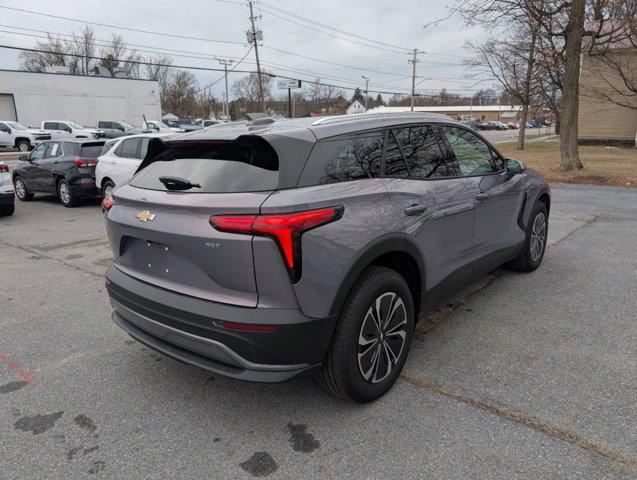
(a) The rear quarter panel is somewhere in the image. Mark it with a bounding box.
[260,179,403,319]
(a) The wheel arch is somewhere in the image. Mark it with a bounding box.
[13,137,31,148]
[328,234,425,320]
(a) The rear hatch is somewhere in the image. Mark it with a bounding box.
[107,136,281,308]
[76,142,105,177]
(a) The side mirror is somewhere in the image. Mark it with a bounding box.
[19,155,29,161]
[506,158,527,174]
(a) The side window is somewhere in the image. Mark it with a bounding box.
[30,143,47,161]
[139,137,151,159]
[388,126,452,179]
[43,122,58,130]
[46,142,63,158]
[383,130,409,177]
[298,130,384,186]
[119,138,141,159]
[0,122,7,130]
[98,121,111,129]
[441,126,500,176]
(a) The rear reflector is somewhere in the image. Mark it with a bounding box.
[210,206,343,282]
[216,321,276,332]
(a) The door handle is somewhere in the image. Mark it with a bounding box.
[475,192,490,201]
[404,204,428,216]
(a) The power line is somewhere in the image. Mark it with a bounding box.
[0,5,243,45]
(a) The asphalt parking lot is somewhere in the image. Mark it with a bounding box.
[0,184,635,479]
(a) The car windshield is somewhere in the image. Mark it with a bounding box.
[6,122,27,130]
[67,121,85,130]
[120,121,136,129]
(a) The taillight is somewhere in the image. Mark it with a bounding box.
[0,164,8,172]
[210,206,343,282]
[101,195,114,212]
[74,158,98,167]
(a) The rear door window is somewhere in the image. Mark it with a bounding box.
[298,129,383,186]
[80,143,105,158]
[130,136,280,193]
[43,122,59,130]
[388,126,452,179]
[46,142,63,158]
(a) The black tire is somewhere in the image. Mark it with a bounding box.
[101,179,115,199]
[508,201,548,272]
[57,179,77,207]
[319,266,415,403]
[13,176,34,201]
[0,204,14,216]
[16,140,31,152]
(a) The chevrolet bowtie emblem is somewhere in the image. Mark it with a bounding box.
[136,210,156,222]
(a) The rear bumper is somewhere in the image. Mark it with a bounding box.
[0,192,14,205]
[105,265,337,382]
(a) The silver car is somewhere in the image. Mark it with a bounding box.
[103,113,550,402]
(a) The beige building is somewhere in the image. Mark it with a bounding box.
[579,47,637,144]
[367,105,538,123]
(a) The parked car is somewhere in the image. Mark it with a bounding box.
[0,121,51,152]
[143,120,184,133]
[507,122,517,129]
[489,121,509,130]
[526,120,538,128]
[0,161,14,216]
[96,133,171,198]
[41,121,104,140]
[167,119,202,132]
[97,121,151,139]
[12,139,105,207]
[103,113,551,403]
[201,119,222,128]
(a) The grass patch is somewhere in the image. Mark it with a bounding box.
[498,140,637,188]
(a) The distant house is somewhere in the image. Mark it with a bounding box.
[579,43,637,145]
[346,100,366,115]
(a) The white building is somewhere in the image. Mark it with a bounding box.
[346,100,367,115]
[0,69,162,128]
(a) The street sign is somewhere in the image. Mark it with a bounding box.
[277,79,302,89]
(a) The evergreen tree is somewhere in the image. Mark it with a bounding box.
[351,87,364,103]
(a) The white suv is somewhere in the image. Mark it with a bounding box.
[41,121,103,140]
[96,133,170,197]
[0,121,51,152]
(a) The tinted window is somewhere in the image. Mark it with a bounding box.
[98,121,110,129]
[101,139,118,155]
[130,137,279,193]
[30,143,47,161]
[441,126,500,176]
[43,122,59,130]
[119,138,141,159]
[299,130,383,186]
[383,130,409,177]
[386,126,451,178]
[80,143,105,158]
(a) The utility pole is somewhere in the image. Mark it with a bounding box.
[247,0,266,113]
[361,75,369,111]
[217,58,234,120]
[408,49,424,112]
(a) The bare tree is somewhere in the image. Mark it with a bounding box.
[161,70,198,117]
[144,55,173,86]
[196,89,221,119]
[19,33,66,72]
[232,72,273,112]
[64,26,96,75]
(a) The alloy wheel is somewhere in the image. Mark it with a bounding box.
[59,182,71,205]
[357,292,407,384]
[104,184,113,198]
[530,212,546,262]
[18,142,29,152]
[15,178,26,199]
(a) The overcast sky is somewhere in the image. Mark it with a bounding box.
[0,0,491,100]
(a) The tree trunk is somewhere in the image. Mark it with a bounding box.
[517,26,539,150]
[560,0,585,170]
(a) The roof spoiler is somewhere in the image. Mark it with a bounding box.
[245,112,274,128]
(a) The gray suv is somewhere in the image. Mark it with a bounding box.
[103,113,550,402]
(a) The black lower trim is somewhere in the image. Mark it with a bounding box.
[0,192,14,205]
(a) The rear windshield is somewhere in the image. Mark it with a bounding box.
[130,136,279,193]
[80,144,105,158]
